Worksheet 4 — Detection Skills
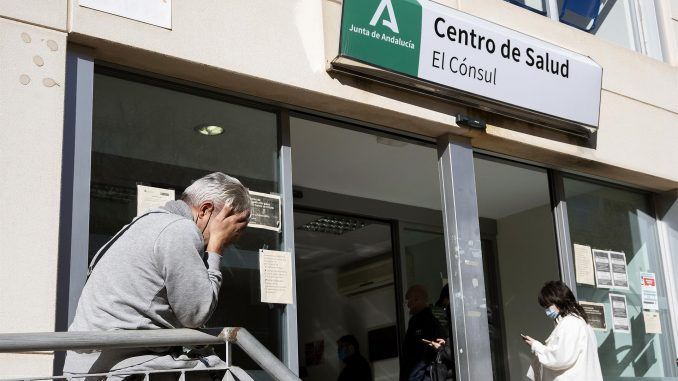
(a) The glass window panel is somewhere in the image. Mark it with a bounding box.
[474,156,560,381]
[565,178,677,379]
[505,0,548,15]
[89,72,282,367]
[558,0,638,51]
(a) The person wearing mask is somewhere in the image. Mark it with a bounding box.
[402,285,445,381]
[64,172,251,377]
[336,335,372,381]
[522,281,603,381]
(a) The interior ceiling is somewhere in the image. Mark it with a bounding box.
[474,158,552,219]
[291,119,553,273]
[294,211,392,274]
[290,118,442,211]
[290,117,551,220]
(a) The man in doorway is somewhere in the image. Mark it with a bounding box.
[64,172,251,377]
[401,284,445,381]
[336,335,372,381]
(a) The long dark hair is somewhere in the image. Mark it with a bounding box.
[538,281,588,323]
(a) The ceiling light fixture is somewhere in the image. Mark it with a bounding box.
[194,124,224,136]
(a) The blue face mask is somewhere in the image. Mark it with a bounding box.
[545,306,559,319]
[338,348,348,362]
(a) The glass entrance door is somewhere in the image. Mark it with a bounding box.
[473,155,561,381]
[290,116,446,381]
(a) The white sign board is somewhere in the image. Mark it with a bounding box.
[339,0,602,128]
[79,0,172,29]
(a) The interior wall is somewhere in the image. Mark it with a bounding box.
[404,236,448,319]
[495,204,560,381]
[297,269,399,381]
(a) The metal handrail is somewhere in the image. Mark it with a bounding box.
[0,327,300,381]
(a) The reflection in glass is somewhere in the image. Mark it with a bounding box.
[89,72,282,367]
[565,178,677,379]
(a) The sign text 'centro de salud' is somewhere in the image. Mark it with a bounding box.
[333,0,603,132]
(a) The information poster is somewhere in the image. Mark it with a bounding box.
[593,250,613,288]
[574,244,596,286]
[580,301,606,331]
[248,191,282,232]
[137,185,175,216]
[259,249,293,304]
[610,293,630,333]
[609,251,629,289]
[641,272,659,311]
[643,311,662,334]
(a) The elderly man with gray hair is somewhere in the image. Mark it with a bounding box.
[64,172,251,377]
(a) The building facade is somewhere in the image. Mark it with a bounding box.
[1,0,678,380]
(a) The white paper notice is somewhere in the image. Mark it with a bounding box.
[643,311,662,334]
[79,0,172,29]
[610,293,630,333]
[641,272,659,311]
[574,244,596,286]
[259,249,293,304]
[593,250,613,289]
[610,251,629,289]
[137,185,175,216]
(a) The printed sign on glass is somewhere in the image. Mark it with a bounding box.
[580,301,606,331]
[610,293,630,333]
[248,191,282,232]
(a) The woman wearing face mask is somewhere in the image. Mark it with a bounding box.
[522,281,603,381]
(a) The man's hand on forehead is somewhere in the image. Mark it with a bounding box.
[206,206,251,253]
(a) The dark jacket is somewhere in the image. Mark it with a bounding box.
[401,307,445,381]
[338,353,372,381]
[431,305,456,381]
[431,342,455,381]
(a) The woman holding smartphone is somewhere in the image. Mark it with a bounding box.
[522,281,603,381]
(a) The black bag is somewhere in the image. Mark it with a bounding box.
[430,344,455,381]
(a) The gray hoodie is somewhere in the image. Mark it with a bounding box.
[63,200,223,374]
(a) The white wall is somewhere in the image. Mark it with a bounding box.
[0,17,66,377]
[495,204,561,381]
[297,269,399,381]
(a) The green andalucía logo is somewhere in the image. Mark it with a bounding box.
[341,0,422,76]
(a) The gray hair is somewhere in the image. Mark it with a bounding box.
[181,172,251,213]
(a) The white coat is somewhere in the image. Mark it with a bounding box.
[527,314,603,381]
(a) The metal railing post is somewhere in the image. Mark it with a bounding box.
[224,341,232,367]
[222,328,299,381]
